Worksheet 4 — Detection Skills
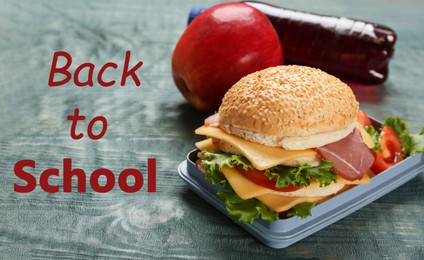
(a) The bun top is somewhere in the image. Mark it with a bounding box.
[219,65,358,143]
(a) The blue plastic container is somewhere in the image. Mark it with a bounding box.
[178,120,424,248]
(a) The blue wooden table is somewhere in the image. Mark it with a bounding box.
[0,0,423,258]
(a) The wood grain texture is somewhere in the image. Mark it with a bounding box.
[0,0,423,259]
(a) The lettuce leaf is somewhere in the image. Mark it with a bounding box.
[200,150,251,187]
[383,117,424,156]
[200,150,252,172]
[200,150,278,223]
[217,190,278,224]
[199,150,325,222]
[383,117,412,155]
[287,202,316,219]
[409,128,424,156]
[365,125,382,151]
[264,160,337,188]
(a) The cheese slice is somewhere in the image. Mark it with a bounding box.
[356,124,375,149]
[337,171,370,184]
[195,126,317,171]
[221,166,271,200]
[220,165,371,212]
[195,139,215,151]
[256,194,324,213]
[221,166,326,212]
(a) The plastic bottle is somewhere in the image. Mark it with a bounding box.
[188,1,397,84]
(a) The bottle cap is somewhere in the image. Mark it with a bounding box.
[188,7,205,24]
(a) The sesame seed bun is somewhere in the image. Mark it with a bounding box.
[218,65,359,150]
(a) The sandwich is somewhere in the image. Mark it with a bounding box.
[194,65,376,223]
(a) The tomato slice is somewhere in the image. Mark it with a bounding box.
[371,151,392,174]
[357,109,372,127]
[380,126,404,163]
[235,165,301,192]
[371,126,404,174]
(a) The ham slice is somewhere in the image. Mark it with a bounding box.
[317,128,375,181]
[204,113,220,127]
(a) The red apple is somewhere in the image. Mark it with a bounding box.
[172,2,283,112]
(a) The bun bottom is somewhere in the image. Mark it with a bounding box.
[221,120,357,150]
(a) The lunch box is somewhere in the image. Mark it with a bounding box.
[178,125,424,248]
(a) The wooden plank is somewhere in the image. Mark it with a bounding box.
[0,0,423,258]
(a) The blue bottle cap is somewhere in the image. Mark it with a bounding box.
[188,7,205,25]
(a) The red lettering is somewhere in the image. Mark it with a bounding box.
[63,158,86,192]
[118,168,143,193]
[67,108,86,140]
[13,158,156,193]
[14,160,37,193]
[74,62,95,87]
[48,51,72,87]
[87,116,108,140]
[121,51,143,86]
[40,168,60,193]
[90,168,115,193]
[67,108,107,140]
[148,158,156,192]
[98,62,117,87]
